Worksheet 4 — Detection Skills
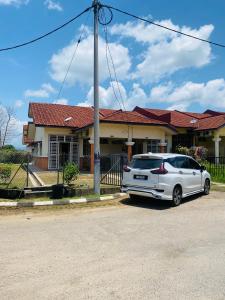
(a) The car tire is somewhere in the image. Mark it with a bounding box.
[203,179,210,195]
[171,185,182,206]
[129,194,139,201]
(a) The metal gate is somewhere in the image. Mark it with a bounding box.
[100,154,127,186]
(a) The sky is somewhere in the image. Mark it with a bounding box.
[0,0,225,147]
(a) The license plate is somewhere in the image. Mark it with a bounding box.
[134,175,148,180]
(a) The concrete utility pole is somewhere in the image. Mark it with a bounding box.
[93,0,100,194]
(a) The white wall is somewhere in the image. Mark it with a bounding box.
[34,127,73,157]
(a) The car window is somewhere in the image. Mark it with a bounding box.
[188,158,201,170]
[131,158,163,169]
[172,157,189,169]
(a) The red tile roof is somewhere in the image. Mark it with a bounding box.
[29,103,94,128]
[101,110,171,126]
[134,107,199,128]
[28,103,225,133]
[29,103,173,130]
[196,115,225,131]
[176,111,211,119]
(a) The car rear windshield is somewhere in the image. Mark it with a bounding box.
[131,158,163,170]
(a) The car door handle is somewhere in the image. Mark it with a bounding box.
[193,171,196,175]
[179,170,183,174]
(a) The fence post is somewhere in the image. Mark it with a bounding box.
[57,167,60,185]
[26,154,29,187]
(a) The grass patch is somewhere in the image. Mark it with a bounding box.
[0,163,31,189]
[0,196,125,216]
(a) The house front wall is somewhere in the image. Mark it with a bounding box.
[32,123,175,171]
[89,123,169,141]
[32,127,80,170]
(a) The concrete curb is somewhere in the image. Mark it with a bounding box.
[0,193,126,208]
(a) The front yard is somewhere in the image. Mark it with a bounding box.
[0,163,31,189]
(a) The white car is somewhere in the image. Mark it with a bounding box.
[121,153,210,206]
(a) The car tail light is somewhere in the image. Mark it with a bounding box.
[151,163,168,174]
[123,165,131,172]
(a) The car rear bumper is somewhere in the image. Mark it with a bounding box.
[121,185,172,200]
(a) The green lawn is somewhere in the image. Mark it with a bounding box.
[37,171,112,188]
[0,163,31,189]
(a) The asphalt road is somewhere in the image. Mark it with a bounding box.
[0,191,225,300]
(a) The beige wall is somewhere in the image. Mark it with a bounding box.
[89,123,173,141]
[33,123,175,158]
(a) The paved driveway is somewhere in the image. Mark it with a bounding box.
[0,191,225,300]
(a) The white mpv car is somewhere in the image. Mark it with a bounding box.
[121,153,211,206]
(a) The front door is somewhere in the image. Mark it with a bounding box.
[59,143,70,168]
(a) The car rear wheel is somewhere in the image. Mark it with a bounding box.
[203,179,210,195]
[172,186,182,206]
[129,194,140,201]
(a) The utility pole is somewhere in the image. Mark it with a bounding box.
[93,0,100,194]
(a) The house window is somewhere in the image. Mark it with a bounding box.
[83,139,90,156]
[147,139,160,153]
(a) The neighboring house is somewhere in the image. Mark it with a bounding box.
[134,107,225,157]
[23,102,225,172]
[23,103,176,172]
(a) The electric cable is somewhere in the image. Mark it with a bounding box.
[101,4,225,48]
[100,8,127,113]
[0,6,92,52]
[55,10,91,101]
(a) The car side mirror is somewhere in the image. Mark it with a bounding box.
[200,165,206,172]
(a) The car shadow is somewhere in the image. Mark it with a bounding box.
[120,193,205,210]
[120,196,172,210]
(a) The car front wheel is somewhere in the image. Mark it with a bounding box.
[203,179,210,195]
[172,185,182,206]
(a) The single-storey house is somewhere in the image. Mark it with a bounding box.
[23,102,225,172]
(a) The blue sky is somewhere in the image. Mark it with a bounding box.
[0,0,225,147]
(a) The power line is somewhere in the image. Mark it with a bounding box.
[0,6,92,52]
[102,4,225,49]
[100,8,127,113]
[56,10,91,101]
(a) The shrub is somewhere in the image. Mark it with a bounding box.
[175,145,189,155]
[0,165,11,183]
[1,145,15,151]
[175,145,208,162]
[64,162,79,185]
[0,150,28,164]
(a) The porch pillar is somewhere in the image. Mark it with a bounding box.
[143,141,148,153]
[213,136,221,163]
[159,142,167,153]
[89,139,94,174]
[125,141,135,162]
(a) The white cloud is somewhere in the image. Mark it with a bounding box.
[149,78,225,110]
[78,81,149,110]
[49,32,131,86]
[111,19,179,44]
[53,98,68,105]
[0,0,29,6]
[44,0,62,12]
[79,78,225,112]
[167,103,189,112]
[111,19,214,83]
[24,83,56,98]
[15,100,24,108]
